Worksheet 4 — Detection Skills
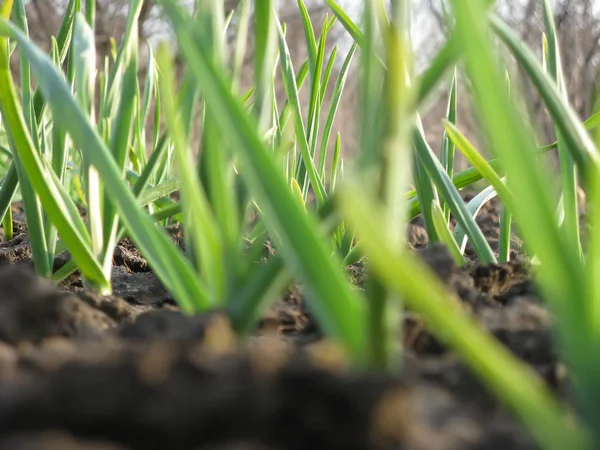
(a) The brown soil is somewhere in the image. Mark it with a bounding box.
[0,198,555,449]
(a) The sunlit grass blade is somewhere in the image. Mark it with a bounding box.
[72,13,104,287]
[359,0,416,371]
[339,181,589,450]
[319,33,337,106]
[587,93,600,340]
[11,0,52,277]
[101,50,139,274]
[99,0,143,121]
[329,133,341,193]
[356,0,383,171]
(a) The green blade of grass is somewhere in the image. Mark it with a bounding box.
[304,14,328,178]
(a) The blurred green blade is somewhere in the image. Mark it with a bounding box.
[417,31,461,106]
[158,45,225,306]
[324,0,365,47]
[158,0,367,360]
[228,255,290,335]
[339,181,588,450]
[450,1,598,443]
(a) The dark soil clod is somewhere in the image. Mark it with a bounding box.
[0,199,552,449]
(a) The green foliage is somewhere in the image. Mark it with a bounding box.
[1,0,600,447]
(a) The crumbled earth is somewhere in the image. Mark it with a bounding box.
[0,198,557,449]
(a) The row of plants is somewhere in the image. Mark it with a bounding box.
[0,0,599,448]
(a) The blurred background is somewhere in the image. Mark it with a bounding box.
[17,0,600,169]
